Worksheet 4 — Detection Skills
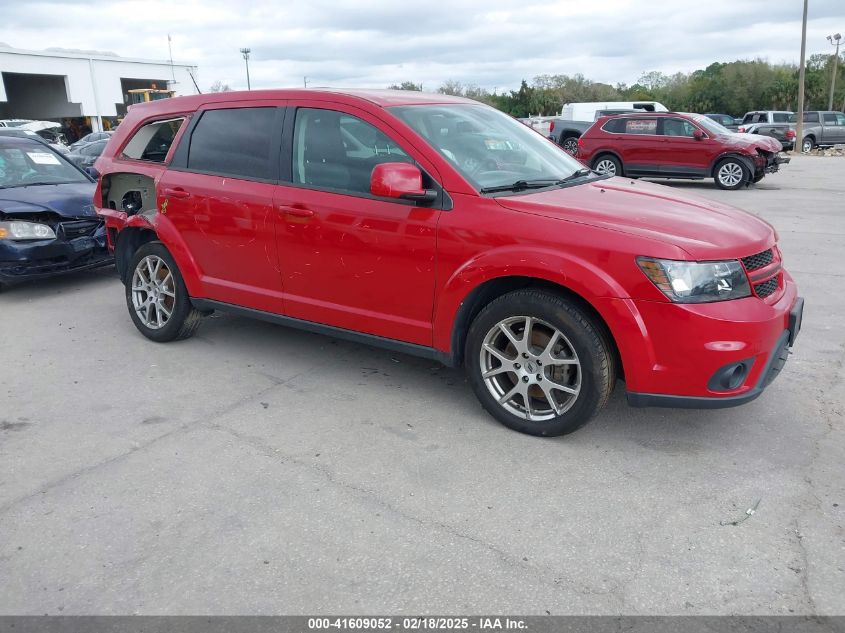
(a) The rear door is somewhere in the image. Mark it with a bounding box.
[158,102,286,313]
[615,117,661,176]
[823,112,845,143]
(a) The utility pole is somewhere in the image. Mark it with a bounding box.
[167,34,176,85]
[240,48,251,90]
[303,76,308,88]
[796,0,808,152]
[827,33,842,110]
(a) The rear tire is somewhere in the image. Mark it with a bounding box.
[714,158,749,190]
[125,242,204,342]
[465,290,615,437]
[561,136,579,155]
[592,154,622,177]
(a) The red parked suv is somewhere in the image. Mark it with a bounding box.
[577,112,790,189]
[94,90,803,436]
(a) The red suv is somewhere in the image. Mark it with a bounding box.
[94,90,803,437]
[577,112,789,189]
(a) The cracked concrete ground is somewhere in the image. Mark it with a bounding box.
[0,155,842,615]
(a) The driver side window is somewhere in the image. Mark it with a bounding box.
[292,108,411,195]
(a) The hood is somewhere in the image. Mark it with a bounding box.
[0,182,97,219]
[725,132,782,152]
[19,121,62,133]
[495,178,775,260]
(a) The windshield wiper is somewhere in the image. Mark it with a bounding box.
[480,179,561,194]
[557,168,594,183]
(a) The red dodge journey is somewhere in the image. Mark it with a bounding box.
[94,89,803,436]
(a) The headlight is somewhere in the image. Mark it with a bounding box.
[637,257,751,303]
[0,221,57,240]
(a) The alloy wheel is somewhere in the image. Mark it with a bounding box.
[562,138,579,155]
[594,159,617,176]
[131,255,176,330]
[717,162,744,188]
[479,316,581,422]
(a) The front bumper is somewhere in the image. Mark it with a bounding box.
[628,298,802,408]
[606,274,802,408]
[0,222,113,283]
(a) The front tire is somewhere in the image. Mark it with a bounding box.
[126,242,204,342]
[465,290,615,437]
[802,137,814,153]
[714,158,749,190]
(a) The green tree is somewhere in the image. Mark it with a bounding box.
[387,81,422,91]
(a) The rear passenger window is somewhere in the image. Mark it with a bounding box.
[772,113,790,123]
[187,108,277,180]
[122,118,184,162]
[623,119,657,135]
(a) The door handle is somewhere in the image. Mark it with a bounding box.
[163,187,191,199]
[278,205,315,218]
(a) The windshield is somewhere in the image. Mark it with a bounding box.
[0,145,89,188]
[390,104,586,192]
[690,114,732,136]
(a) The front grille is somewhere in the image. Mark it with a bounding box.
[742,249,774,272]
[59,220,101,239]
[754,277,778,298]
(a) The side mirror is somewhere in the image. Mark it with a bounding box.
[693,129,705,140]
[85,166,100,179]
[370,163,436,203]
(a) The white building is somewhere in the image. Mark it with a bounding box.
[0,44,198,134]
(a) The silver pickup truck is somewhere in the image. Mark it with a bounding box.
[799,111,845,152]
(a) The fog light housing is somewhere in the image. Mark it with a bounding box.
[708,358,755,392]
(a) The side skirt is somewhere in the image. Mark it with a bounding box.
[191,298,457,367]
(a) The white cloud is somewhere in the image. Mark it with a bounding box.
[1,0,843,93]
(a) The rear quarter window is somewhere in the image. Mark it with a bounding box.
[122,118,185,163]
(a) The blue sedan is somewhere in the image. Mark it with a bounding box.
[0,136,112,286]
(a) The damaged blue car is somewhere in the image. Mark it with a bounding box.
[0,136,112,287]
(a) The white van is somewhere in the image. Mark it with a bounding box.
[560,101,668,122]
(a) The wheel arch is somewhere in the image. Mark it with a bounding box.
[442,274,623,379]
[709,152,755,178]
[115,227,158,284]
[591,150,624,170]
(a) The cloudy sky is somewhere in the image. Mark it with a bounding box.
[2,0,843,93]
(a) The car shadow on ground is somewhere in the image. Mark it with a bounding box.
[192,309,763,446]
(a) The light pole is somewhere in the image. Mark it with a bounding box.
[827,33,842,110]
[240,48,251,90]
[795,0,808,151]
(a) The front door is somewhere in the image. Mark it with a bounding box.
[274,104,440,346]
[659,117,710,177]
[157,104,285,312]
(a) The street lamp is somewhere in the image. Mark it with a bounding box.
[827,33,841,110]
[240,47,251,90]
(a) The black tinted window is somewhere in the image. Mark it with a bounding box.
[188,108,277,180]
[662,118,697,137]
[823,113,838,125]
[601,118,626,133]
